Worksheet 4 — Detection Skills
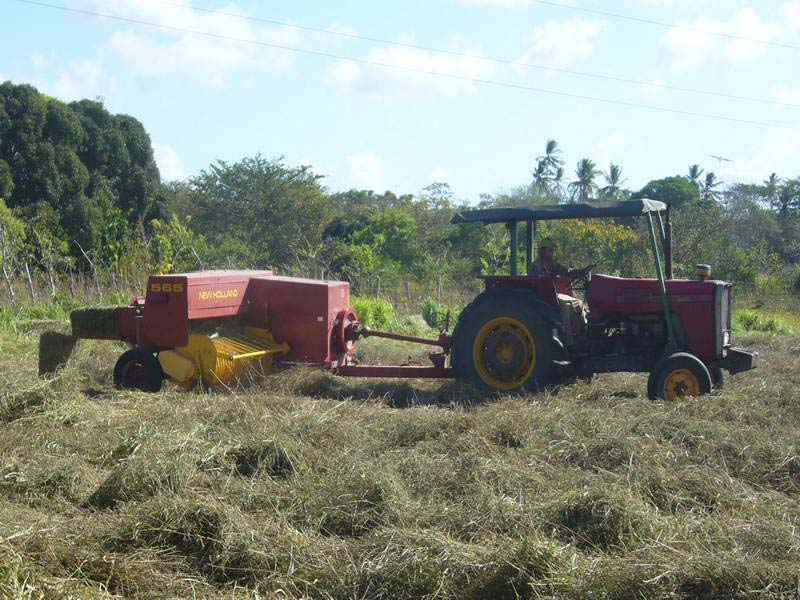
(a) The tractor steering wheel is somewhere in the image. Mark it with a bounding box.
[570,264,596,291]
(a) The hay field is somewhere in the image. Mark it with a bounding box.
[1,312,799,599]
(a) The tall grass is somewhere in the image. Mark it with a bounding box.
[1,293,799,598]
[733,309,794,334]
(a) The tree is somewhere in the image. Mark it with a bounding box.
[0,198,25,298]
[599,163,627,201]
[19,201,70,295]
[763,173,780,209]
[569,158,600,203]
[0,82,165,266]
[0,159,12,199]
[552,166,566,201]
[686,164,704,188]
[186,155,333,269]
[702,172,722,202]
[530,139,564,199]
[538,139,564,174]
[632,176,702,210]
[772,177,799,218]
[149,214,208,273]
[530,160,549,194]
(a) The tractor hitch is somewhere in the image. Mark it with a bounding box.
[354,324,452,350]
[334,324,454,379]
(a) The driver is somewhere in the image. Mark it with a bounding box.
[527,237,590,345]
[527,237,592,279]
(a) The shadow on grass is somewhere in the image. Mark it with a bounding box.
[294,373,488,409]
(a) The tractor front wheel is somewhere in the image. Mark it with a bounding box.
[648,352,711,401]
[452,288,560,394]
[114,349,164,392]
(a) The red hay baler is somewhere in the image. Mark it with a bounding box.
[49,269,452,391]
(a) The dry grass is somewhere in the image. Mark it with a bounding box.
[1,313,799,598]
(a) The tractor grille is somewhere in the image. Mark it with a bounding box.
[716,283,732,355]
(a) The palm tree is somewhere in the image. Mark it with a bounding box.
[552,166,566,202]
[687,164,704,188]
[763,173,780,209]
[538,139,564,174]
[570,158,600,203]
[702,172,722,202]
[775,179,800,218]
[530,159,550,194]
[600,163,627,200]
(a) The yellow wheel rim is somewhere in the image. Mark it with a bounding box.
[472,317,536,390]
[664,368,700,400]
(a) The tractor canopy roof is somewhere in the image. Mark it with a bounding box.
[450,198,667,225]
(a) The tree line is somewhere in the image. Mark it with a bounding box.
[1,82,799,302]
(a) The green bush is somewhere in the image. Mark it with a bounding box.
[733,310,793,334]
[755,275,790,294]
[421,297,459,331]
[351,296,398,330]
[792,265,800,292]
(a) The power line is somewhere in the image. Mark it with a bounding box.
[528,0,800,52]
[12,0,800,132]
[123,0,800,109]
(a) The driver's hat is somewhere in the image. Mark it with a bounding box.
[538,237,556,249]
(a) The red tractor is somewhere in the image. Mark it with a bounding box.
[448,199,756,400]
[43,200,755,401]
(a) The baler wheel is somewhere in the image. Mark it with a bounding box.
[648,352,711,401]
[114,349,164,393]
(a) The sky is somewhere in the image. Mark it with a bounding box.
[1,0,799,203]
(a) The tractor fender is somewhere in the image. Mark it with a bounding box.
[454,287,564,345]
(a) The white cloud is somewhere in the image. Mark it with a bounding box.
[517,18,606,71]
[591,130,630,171]
[344,152,385,189]
[324,38,495,99]
[659,8,783,74]
[297,156,330,179]
[324,60,362,92]
[47,59,109,101]
[74,0,300,86]
[780,2,800,26]
[31,52,58,70]
[327,22,359,36]
[153,142,187,181]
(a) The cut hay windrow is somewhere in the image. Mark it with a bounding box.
[70,307,119,338]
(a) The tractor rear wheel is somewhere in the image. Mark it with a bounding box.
[114,349,164,392]
[648,352,711,401]
[451,288,561,394]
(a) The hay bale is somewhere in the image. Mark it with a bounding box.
[70,307,119,338]
[38,331,78,375]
